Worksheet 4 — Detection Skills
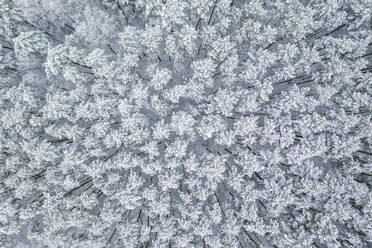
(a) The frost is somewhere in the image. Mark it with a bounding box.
[1,0,372,247]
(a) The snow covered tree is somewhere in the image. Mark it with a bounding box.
[1,0,372,247]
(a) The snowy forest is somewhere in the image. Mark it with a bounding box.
[0,0,371,247]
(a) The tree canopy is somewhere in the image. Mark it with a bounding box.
[0,0,371,247]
